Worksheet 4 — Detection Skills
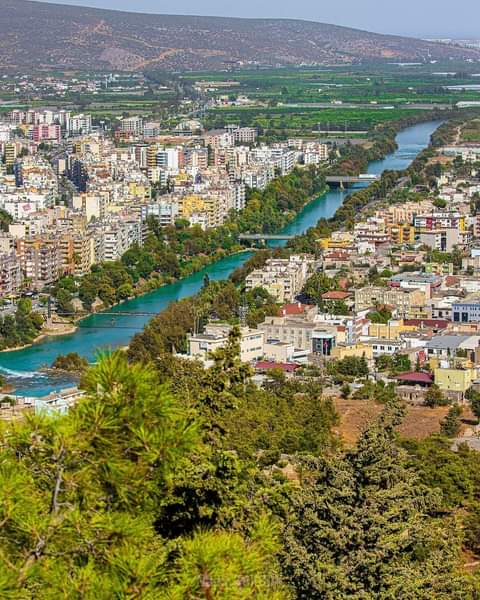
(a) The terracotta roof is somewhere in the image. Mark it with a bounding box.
[445,275,460,287]
[255,361,300,373]
[278,303,315,316]
[404,319,449,330]
[321,290,352,300]
[396,372,433,384]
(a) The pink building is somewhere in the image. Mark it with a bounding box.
[32,124,61,144]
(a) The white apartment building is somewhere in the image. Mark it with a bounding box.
[187,324,265,363]
[120,116,144,136]
[245,255,315,303]
[67,114,93,136]
[233,183,246,211]
[143,122,161,138]
[228,126,257,144]
[143,201,179,226]
[102,223,130,262]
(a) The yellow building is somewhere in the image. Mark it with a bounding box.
[128,182,151,201]
[434,367,476,395]
[319,232,354,250]
[387,223,415,245]
[146,145,158,170]
[368,321,415,340]
[4,143,16,166]
[331,343,373,362]
[179,194,226,228]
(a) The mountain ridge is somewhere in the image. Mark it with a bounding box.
[1,0,478,72]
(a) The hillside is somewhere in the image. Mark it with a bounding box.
[0,0,479,72]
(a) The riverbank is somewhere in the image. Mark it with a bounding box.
[30,113,448,339]
[128,123,444,363]
[0,321,78,353]
[0,120,442,395]
[61,168,327,324]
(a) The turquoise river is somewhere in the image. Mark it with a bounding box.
[0,120,442,396]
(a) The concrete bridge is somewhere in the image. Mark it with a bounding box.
[238,234,295,242]
[326,174,380,186]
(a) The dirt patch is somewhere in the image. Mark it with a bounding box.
[333,399,468,445]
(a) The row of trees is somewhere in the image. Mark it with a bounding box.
[287,112,455,251]
[53,165,326,311]
[127,278,278,363]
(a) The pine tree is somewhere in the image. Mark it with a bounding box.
[0,352,286,598]
[440,405,463,438]
[280,401,478,599]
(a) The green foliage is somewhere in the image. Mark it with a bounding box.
[0,352,193,595]
[0,298,44,350]
[128,279,242,363]
[0,352,286,597]
[466,388,480,421]
[433,197,447,209]
[375,353,412,374]
[327,355,369,381]
[0,207,13,232]
[236,165,326,235]
[51,352,89,373]
[440,405,463,438]
[79,261,134,309]
[403,435,480,559]
[280,402,477,598]
[424,384,449,408]
[166,522,289,599]
[55,287,74,315]
[368,307,392,324]
[301,272,339,306]
[225,378,339,462]
[402,436,480,509]
[352,379,398,403]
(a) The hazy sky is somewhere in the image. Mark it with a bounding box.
[36,0,480,38]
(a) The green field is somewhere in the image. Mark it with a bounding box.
[205,105,428,135]
[182,63,480,105]
[461,118,480,142]
[176,63,480,138]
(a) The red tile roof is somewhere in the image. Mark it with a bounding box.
[396,372,433,384]
[445,276,460,287]
[321,291,352,300]
[404,319,449,330]
[278,303,315,316]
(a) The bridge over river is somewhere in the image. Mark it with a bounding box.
[326,174,380,186]
[0,120,442,396]
[238,234,295,242]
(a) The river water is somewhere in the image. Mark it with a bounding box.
[0,120,442,396]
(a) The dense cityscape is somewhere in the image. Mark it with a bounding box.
[2,0,480,597]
